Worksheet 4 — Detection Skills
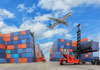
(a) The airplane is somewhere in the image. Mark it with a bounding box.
[47,12,71,29]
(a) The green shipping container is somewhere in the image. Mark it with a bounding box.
[14,54,18,58]
[7,50,10,54]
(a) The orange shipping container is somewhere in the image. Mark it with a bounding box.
[21,30,26,35]
[72,43,77,47]
[3,38,10,41]
[81,38,88,42]
[7,45,14,49]
[18,44,22,49]
[18,58,23,63]
[22,44,26,48]
[14,36,18,40]
[5,41,7,46]
[60,48,63,52]
[10,58,14,63]
[88,53,91,55]
[23,58,27,63]
[85,54,88,57]
[7,54,11,58]
[0,33,2,37]
[69,49,73,52]
[61,39,64,42]
[66,43,70,46]
[4,33,11,38]
[72,41,77,44]
[0,44,5,49]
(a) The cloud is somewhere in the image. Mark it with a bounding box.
[43,28,71,39]
[38,0,100,12]
[88,32,100,49]
[88,32,100,42]
[0,9,14,20]
[33,14,52,22]
[17,4,35,13]
[0,21,21,33]
[40,42,53,60]
[65,34,72,39]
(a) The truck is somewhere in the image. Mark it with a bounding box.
[59,54,79,65]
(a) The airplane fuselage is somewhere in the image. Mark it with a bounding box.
[56,19,66,24]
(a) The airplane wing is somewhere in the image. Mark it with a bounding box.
[48,17,57,21]
[64,23,68,26]
[47,22,59,29]
[51,22,59,28]
[61,12,71,20]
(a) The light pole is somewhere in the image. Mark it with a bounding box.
[31,32,36,62]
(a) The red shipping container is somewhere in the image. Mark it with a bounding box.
[10,58,14,63]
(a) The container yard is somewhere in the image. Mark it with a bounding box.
[0,0,100,70]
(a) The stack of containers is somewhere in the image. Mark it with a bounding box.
[0,33,6,63]
[49,48,53,61]
[50,38,99,62]
[35,44,44,59]
[50,39,77,61]
[2,30,34,63]
[80,39,99,62]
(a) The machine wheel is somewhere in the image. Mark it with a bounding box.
[91,61,95,65]
[97,62,100,65]
[61,61,66,65]
[82,62,86,64]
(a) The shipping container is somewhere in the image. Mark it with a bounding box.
[0,38,6,63]
[50,38,99,62]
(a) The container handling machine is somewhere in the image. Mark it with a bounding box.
[59,24,100,65]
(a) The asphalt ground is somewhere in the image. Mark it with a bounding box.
[0,62,100,70]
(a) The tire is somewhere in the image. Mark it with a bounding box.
[97,62,100,65]
[61,61,66,65]
[82,62,86,64]
[91,61,95,65]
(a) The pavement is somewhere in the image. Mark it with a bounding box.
[0,62,100,70]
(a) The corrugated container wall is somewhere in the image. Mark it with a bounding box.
[0,33,6,63]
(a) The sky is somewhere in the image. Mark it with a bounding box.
[0,0,100,60]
